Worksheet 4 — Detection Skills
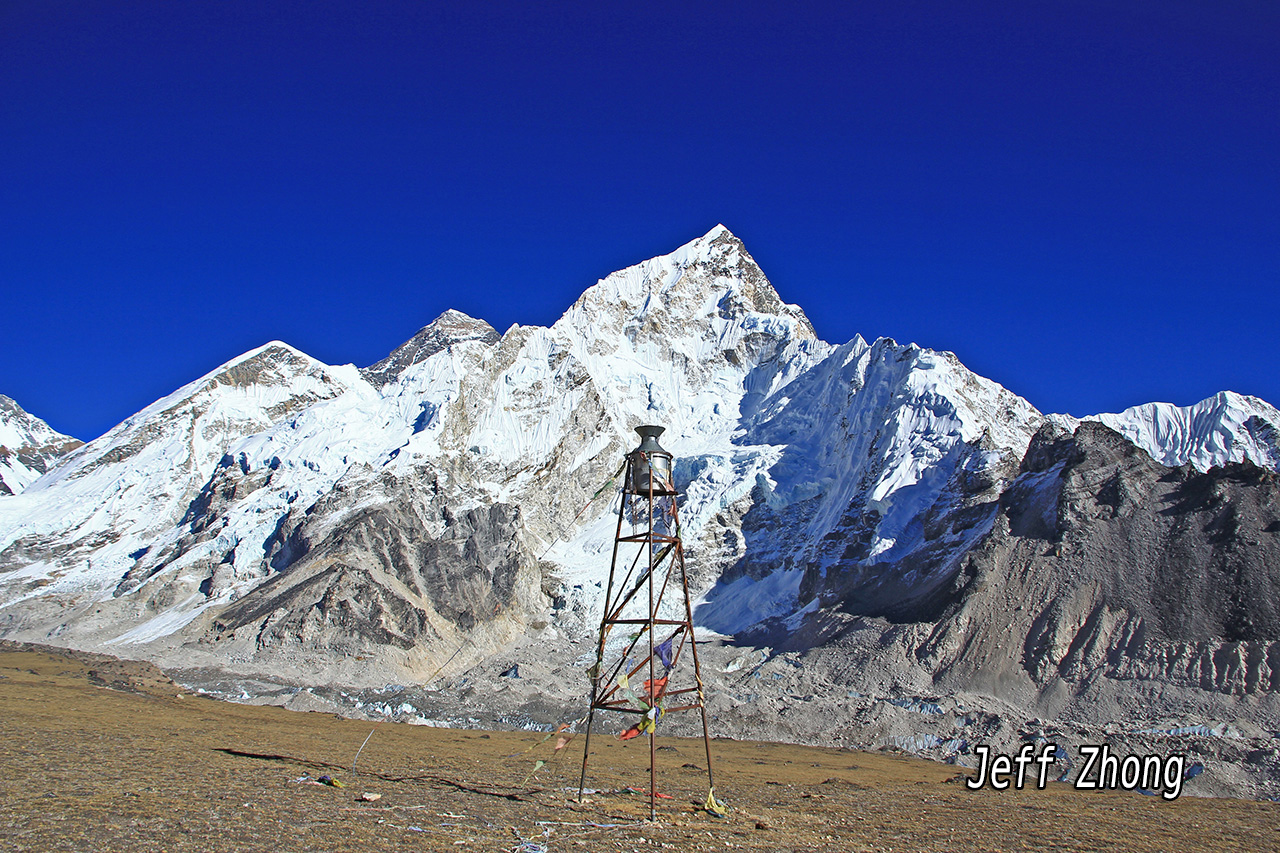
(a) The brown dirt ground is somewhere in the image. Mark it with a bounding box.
[1,644,1276,852]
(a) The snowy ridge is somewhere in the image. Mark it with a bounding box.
[0,342,357,620]
[1083,392,1280,472]
[0,395,71,451]
[693,336,1046,633]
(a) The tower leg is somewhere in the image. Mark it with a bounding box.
[680,546,716,791]
[647,486,656,822]
[579,486,628,800]
[576,709,595,801]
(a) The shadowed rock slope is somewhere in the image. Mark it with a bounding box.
[914,421,1280,708]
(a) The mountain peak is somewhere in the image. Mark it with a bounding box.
[0,393,83,494]
[362,310,500,386]
[564,227,817,344]
[1082,390,1280,472]
[671,223,746,264]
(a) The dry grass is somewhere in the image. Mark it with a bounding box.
[1,643,1276,852]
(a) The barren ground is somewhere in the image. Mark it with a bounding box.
[1,643,1276,852]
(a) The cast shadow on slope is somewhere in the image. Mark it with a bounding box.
[692,339,1012,649]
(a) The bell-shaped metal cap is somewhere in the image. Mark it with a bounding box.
[634,424,667,455]
[626,424,677,495]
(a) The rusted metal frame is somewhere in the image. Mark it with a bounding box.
[596,525,688,710]
[596,640,692,709]
[602,686,697,713]
[596,640,647,707]
[595,502,678,712]
[602,618,690,626]
[606,542,675,626]
[594,649,655,708]
[597,676,673,711]
[598,576,666,705]
[605,536,649,620]
[646,465,658,821]
[581,433,716,816]
[596,702,647,714]
[656,686,699,698]
[578,456,633,801]
[606,540,673,623]
[652,528,679,621]
[677,525,716,791]
[653,622,688,672]
[660,702,704,713]
[617,532,678,544]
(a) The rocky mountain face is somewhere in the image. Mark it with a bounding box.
[2,226,1279,796]
[0,394,82,496]
[914,420,1280,699]
[749,419,1280,798]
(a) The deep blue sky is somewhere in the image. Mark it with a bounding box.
[2,1,1276,441]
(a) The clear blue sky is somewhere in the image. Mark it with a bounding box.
[2,1,1276,441]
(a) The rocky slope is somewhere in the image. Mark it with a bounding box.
[924,421,1280,702]
[2,226,1279,796]
[765,419,1280,798]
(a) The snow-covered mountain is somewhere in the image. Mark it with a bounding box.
[3,225,1276,656]
[0,395,82,496]
[2,226,1279,792]
[1085,392,1280,472]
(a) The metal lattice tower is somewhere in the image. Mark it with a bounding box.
[577,425,715,820]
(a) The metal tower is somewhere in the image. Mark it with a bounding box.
[577,425,716,820]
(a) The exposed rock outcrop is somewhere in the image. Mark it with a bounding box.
[186,470,544,685]
[913,421,1280,706]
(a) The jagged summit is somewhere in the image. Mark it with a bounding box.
[362,310,500,387]
[0,394,73,452]
[0,394,82,495]
[562,225,817,347]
